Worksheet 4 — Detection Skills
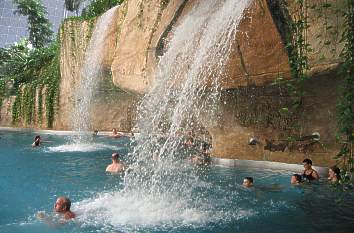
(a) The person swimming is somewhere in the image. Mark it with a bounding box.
[328,166,341,183]
[301,158,319,181]
[92,130,99,137]
[111,128,122,138]
[291,174,303,184]
[243,177,254,188]
[37,196,75,225]
[106,153,125,173]
[54,197,75,219]
[32,135,41,147]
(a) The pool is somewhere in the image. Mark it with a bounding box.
[1,130,354,233]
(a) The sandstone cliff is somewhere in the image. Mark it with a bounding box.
[56,10,138,131]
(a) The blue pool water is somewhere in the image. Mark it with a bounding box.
[1,130,354,233]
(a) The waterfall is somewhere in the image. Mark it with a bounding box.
[76,0,252,228]
[129,0,251,184]
[70,6,118,139]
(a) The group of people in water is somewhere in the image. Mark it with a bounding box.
[33,128,130,222]
[291,158,342,184]
[242,158,342,189]
[32,129,343,224]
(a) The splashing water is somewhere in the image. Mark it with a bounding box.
[70,6,119,142]
[77,0,252,230]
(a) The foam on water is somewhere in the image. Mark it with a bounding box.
[73,188,254,231]
[45,143,120,153]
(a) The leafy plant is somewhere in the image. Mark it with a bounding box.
[0,39,32,92]
[81,0,124,18]
[13,0,53,48]
[336,0,354,176]
[287,0,310,99]
[2,40,60,128]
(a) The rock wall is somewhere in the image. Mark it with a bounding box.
[56,10,138,131]
[111,0,189,94]
[286,0,345,75]
[1,84,48,128]
[110,0,344,91]
[110,0,293,92]
[204,71,341,166]
[55,19,94,129]
[0,96,15,126]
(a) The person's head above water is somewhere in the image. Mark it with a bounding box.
[328,166,341,182]
[54,196,71,213]
[112,152,119,162]
[291,174,303,184]
[243,177,253,188]
[303,158,313,169]
[32,135,41,147]
[54,196,75,220]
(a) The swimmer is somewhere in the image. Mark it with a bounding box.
[328,166,341,183]
[111,128,122,138]
[106,152,125,173]
[37,196,75,224]
[53,197,75,219]
[32,135,41,147]
[243,177,254,188]
[302,158,320,181]
[291,174,303,184]
[92,130,99,136]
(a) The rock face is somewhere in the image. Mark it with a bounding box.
[110,0,344,92]
[111,0,189,94]
[111,0,293,92]
[219,0,291,88]
[0,96,15,126]
[286,0,345,75]
[203,0,346,166]
[205,72,341,166]
[55,19,94,129]
[56,11,138,131]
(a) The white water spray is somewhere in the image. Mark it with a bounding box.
[76,0,252,229]
[71,6,118,141]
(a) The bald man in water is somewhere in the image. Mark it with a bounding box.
[54,196,75,219]
[37,196,75,224]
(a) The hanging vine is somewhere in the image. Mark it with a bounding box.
[287,0,310,107]
[335,0,354,177]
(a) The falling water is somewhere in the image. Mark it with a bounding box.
[129,0,252,187]
[76,0,252,229]
[70,6,118,140]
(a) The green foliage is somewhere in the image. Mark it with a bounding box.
[0,39,32,92]
[12,89,22,124]
[13,0,53,48]
[81,0,124,18]
[336,0,354,174]
[43,50,60,128]
[287,0,310,89]
[4,41,60,128]
[0,39,57,92]
[273,0,311,135]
